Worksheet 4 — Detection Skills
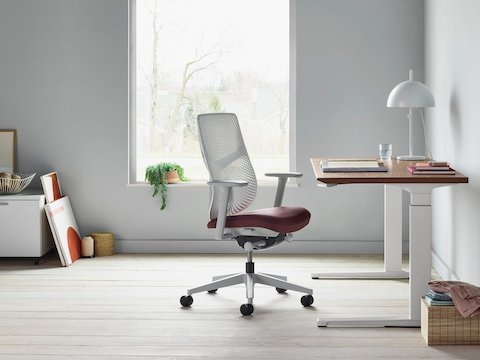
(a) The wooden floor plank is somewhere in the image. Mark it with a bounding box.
[0,253,478,359]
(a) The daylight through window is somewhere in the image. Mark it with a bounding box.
[132,0,290,181]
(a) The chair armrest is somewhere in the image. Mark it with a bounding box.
[265,172,303,207]
[265,172,303,178]
[207,180,248,187]
[207,179,248,240]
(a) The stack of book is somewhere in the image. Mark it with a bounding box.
[407,161,455,175]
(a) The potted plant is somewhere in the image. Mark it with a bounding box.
[145,162,188,210]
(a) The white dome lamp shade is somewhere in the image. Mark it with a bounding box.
[387,70,435,161]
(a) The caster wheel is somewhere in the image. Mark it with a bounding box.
[276,287,287,294]
[180,295,193,307]
[240,303,254,316]
[301,295,314,307]
[207,289,217,294]
[300,295,313,306]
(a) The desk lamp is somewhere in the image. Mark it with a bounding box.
[387,70,435,160]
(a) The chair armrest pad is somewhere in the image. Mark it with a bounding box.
[265,172,303,178]
[207,180,248,187]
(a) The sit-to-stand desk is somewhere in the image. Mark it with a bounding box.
[311,158,468,327]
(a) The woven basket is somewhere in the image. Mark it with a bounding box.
[421,297,480,345]
[90,232,115,257]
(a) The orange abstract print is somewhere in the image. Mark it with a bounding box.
[67,227,82,262]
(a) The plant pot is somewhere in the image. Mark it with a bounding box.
[166,170,180,184]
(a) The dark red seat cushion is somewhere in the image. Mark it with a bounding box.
[207,207,311,233]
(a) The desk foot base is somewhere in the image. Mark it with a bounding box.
[311,271,409,279]
[317,317,420,328]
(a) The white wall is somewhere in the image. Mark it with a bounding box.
[425,0,480,284]
[0,0,424,253]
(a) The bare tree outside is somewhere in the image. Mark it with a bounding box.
[165,44,224,152]
[135,0,289,181]
[147,0,163,153]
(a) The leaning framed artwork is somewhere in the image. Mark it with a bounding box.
[41,172,63,203]
[0,129,16,173]
[44,196,82,267]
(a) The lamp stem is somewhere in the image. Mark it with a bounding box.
[408,107,413,157]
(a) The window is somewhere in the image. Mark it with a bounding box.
[130,0,291,182]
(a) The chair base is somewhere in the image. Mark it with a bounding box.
[182,251,313,315]
[181,247,313,315]
[187,272,313,299]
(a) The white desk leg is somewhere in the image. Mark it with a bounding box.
[312,185,408,279]
[317,187,433,328]
[383,185,409,278]
[408,190,432,321]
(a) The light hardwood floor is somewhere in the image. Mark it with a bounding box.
[0,253,478,359]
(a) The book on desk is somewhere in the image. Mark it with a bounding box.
[321,160,388,173]
[408,162,456,175]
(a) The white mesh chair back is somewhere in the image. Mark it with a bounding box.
[197,113,257,220]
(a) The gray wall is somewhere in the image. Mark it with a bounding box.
[425,0,480,284]
[0,0,424,252]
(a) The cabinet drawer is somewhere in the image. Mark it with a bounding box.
[0,200,41,256]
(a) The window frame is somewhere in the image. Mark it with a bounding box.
[127,0,297,186]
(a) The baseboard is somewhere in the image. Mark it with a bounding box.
[115,239,409,254]
[432,249,459,281]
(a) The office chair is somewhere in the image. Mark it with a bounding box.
[180,113,313,315]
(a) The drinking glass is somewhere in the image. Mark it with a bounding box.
[379,143,392,160]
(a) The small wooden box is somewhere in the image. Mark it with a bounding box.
[421,297,480,345]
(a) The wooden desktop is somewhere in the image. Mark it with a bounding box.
[311,158,468,184]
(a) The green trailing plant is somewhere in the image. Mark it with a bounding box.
[145,162,188,210]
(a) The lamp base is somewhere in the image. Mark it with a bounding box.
[396,155,426,161]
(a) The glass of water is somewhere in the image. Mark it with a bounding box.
[379,143,392,160]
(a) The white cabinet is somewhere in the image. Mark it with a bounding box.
[0,191,54,263]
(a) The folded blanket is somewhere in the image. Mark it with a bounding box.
[425,297,454,306]
[465,286,480,299]
[426,290,452,301]
[429,280,480,318]
[450,286,480,318]
[428,280,469,294]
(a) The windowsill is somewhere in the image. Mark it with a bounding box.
[126,181,299,188]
